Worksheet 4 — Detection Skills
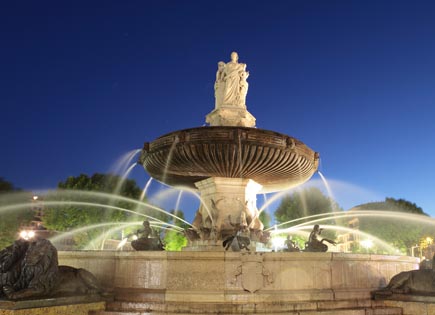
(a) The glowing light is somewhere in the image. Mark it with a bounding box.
[132,235,138,240]
[271,236,286,251]
[19,230,36,240]
[360,239,373,249]
[33,195,38,200]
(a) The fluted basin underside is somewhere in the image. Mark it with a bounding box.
[140,126,319,193]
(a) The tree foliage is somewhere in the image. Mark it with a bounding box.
[43,173,142,249]
[162,209,188,251]
[274,187,341,248]
[259,210,272,229]
[353,198,431,254]
[275,187,342,225]
[0,177,17,192]
[0,178,33,249]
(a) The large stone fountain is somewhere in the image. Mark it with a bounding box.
[139,51,319,246]
[57,53,419,315]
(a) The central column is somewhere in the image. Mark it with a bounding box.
[190,177,264,246]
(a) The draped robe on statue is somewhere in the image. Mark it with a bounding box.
[223,61,245,106]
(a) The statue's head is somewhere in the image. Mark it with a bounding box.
[218,61,225,70]
[230,51,239,62]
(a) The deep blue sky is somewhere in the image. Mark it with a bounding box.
[1,1,435,217]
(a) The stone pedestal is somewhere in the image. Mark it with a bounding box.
[191,177,264,242]
[0,296,105,315]
[384,297,435,315]
[206,106,256,127]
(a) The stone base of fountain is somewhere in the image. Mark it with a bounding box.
[58,251,418,314]
[190,177,265,244]
[383,296,435,315]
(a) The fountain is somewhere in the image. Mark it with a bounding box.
[138,51,319,248]
[17,52,423,314]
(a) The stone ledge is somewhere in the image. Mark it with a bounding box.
[0,294,104,310]
[0,300,105,315]
[384,299,435,315]
[103,298,404,314]
[376,293,435,302]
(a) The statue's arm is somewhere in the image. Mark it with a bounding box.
[321,238,337,245]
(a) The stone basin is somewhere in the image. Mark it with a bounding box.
[139,126,319,193]
[58,251,419,314]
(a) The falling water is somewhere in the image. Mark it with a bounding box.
[110,149,141,175]
[265,211,344,231]
[112,162,138,197]
[161,139,179,185]
[299,188,309,218]
[273,225,279,251]
[174,191,183,219]
[153,185,215,226]
[6,189,194,228]
[133,177,154,214]
[49,221,135,245]
[267,210,435,232]
[140,177,153,202]
[317,171,338,211]
[256,187,311,224]
[174,186,214,223]
[58,190,193,227]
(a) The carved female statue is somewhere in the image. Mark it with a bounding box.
[237,64,249,107]
[214,61,225,109]
[222,52,248,107]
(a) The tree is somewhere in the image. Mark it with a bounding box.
[275,187,342,225]
[0,178,33,249]
[274,187,342,248]
[0,177,16,192]
[259,210,272,229]
[354,198,431,254]
[163,209,188,251]
[43,173,143,249]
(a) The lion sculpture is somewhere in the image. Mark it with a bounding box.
[373,255,435,297]
[1,238,101,300]
[0,239,29,291]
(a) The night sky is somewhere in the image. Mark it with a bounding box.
[2,1,435,218]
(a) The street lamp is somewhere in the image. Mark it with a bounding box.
[19,230,35,240]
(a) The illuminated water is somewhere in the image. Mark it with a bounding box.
[1,152,432,256]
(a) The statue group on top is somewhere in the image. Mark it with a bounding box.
[215,52,249,109]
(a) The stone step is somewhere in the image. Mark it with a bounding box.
[93,300,403,315]
[93,308,402,315]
